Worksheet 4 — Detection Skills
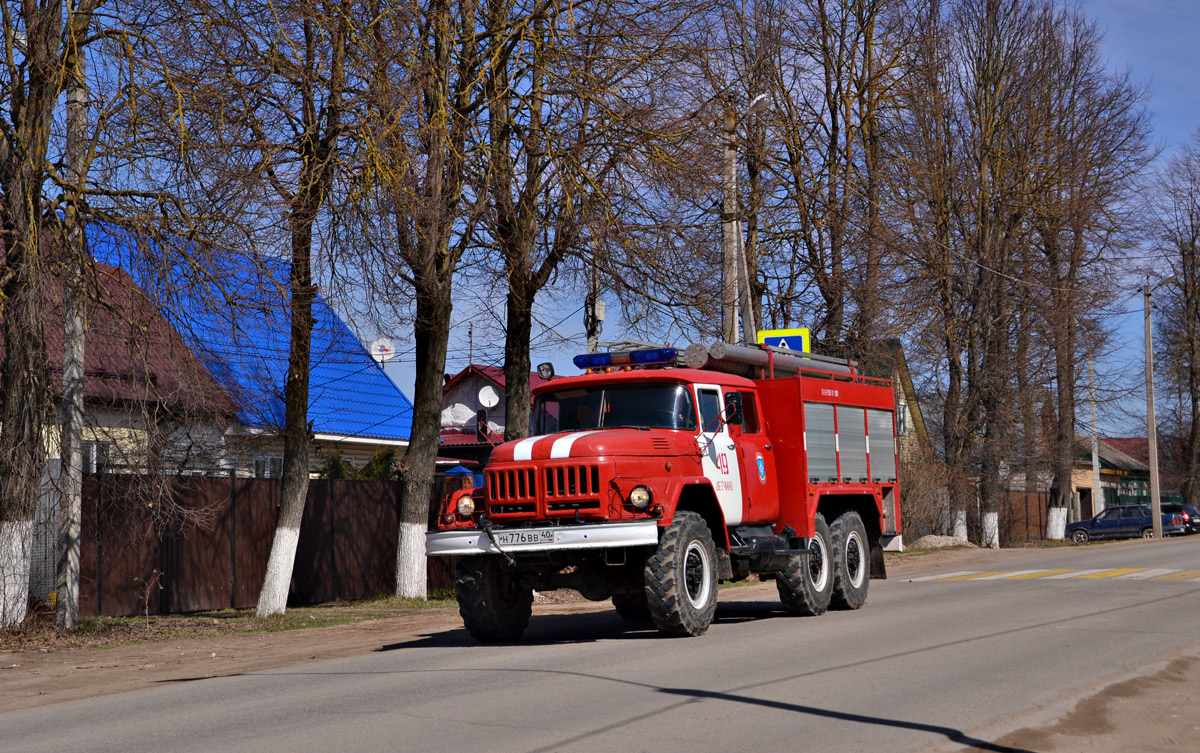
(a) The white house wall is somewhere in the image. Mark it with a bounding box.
[442,375,505,436]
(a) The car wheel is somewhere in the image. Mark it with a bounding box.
[1071,529,1089,544]
[644,511,719,637]
[829,511,869,611]
[1141,528,1155,539]
[777,513,834,616]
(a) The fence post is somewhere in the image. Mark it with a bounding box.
[330,480,340,602]
[230,470,238,610]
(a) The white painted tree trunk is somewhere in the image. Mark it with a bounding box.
[395,521,427,599]
[256,524,300,617]
[952,510,968,542]
[1046,506,1068,540]
[982,511,1000,548]
[1,520,33,627]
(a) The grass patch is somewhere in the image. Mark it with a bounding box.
[0,591,459,654]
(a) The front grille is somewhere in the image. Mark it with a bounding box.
[545,465,601,498]
[486,463,605,519]
[487,467,537,518]
[548,500,601,513]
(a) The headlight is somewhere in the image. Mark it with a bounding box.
[456,495,476,516]
[628,486,652,509]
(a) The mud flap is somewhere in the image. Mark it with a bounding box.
[869,539,887,580]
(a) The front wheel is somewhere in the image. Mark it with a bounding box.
[777,513,833,616]
[1072,529,1090,544]
[830,511,869,611]
[644,511,719,637]
[455,555,533,643]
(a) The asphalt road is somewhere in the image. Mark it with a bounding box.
[4,538,1200,753]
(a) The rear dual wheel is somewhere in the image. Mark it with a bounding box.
[829,511,869,611]
[777,513,833,616]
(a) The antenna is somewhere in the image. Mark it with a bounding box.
[369,337,395,365]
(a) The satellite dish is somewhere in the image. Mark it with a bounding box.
[478,384,500,408]
[369,337,396,364]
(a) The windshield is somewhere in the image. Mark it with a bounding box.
[534,383,698,433]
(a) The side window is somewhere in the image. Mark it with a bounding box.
[1121,507,1140,519]
[698,389,723,432]
[1097,509,1119,521]
[737,392,761,433]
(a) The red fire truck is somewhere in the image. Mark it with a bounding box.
[427,343,901,640]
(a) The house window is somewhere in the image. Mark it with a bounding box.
[254,456,284,478]
[81,441,115,474]
[896,402,910,437]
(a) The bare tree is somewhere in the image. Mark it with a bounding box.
[162,0,356,616]
[347,0,488,598]
[1156,136,1200,507]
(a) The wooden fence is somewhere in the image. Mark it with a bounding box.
[78,475,460,617]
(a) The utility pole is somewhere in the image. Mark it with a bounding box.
[57,7,90,631]
[1145,277,1173,539]
[721,98,739,344]
[1089,358,1103,515]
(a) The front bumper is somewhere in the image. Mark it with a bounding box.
[426,520,661,556]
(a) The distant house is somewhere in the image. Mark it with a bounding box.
[1002,437,1159,521]
[27,260,239,600]
[439,364,556,466]
[87,224,414,476]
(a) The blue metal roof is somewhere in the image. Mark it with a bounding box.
[88,224,413,442]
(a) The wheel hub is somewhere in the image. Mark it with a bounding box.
[684,542,711,607]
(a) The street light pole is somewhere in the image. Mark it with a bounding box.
[1145,276,1174,539]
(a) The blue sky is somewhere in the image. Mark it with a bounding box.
[1085,0,1198,153]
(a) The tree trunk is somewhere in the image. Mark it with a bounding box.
[397,286,453,599]
[503,276,534,442]
[256,213,316,617]
[0,222,49,627]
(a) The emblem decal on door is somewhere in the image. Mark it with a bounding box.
[756,453,766,482]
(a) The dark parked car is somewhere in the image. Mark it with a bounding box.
[1066,504,1185,543]
[1161,503,1200,535]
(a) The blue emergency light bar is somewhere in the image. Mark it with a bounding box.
[573,347,679,370]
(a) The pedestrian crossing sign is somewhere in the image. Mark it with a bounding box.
[757,328,810,353]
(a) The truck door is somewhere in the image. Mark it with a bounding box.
[695,385,744,526]
[725,390,777,523]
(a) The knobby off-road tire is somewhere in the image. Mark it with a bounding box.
[644,511,719,637]
[612,591,652,622]
[777,513,833,616]
[455,555,533,643]
[829,511,869,610]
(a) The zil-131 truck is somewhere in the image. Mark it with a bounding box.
[427,342,901,640]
